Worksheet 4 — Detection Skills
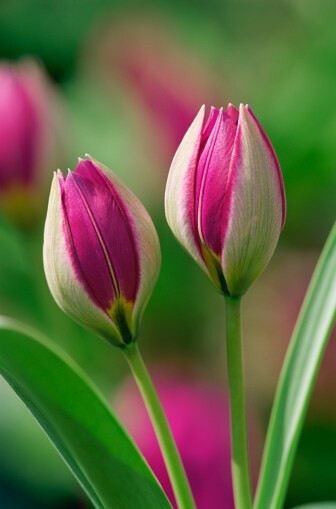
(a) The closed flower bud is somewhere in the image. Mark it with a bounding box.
[165,104,286,297]
[43,156,161,347]
[0,59,65,227]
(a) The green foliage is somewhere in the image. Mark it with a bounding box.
[0,317,171,509]
[255,223,336,509]
[292,504,336,509]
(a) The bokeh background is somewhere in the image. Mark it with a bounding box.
[0,0,335,507]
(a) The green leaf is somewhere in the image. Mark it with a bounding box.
[254,222,336,509]
[0,317,171,509]
[292,505,336,509]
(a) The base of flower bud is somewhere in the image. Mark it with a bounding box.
[201,245,230,296]
[109,298,134,345]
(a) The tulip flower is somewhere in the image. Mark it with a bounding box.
[165,103,286,297]
[43,156,161,347]
[0,59,65,227]
[44,156,196,509]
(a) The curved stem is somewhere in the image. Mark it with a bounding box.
[123,343,196,509]
[225,296,253,509]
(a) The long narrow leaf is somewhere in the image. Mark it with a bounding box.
[0,317,171,509]
[254,222,336,509]
[292,505,336,509]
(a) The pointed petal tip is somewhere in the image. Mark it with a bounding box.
[226,103,239,123]
[84,153,101,168]
[239,103,253,112]
[238,103,255,125]
[54,169,65,190]
[197,104,206,120]
[227,102,235,110]
[209,105,222,113]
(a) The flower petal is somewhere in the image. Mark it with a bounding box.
[63,171,118,310]
[71,160,140,303]
[0,67,39,188]
[165,105,207,270]
[196,109,237,256]
[221,104,284,296]
[87,156,161,336]
[245,105,286,228]
[43,173,123,345]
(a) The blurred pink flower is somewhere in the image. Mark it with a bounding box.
[95,17,222,165]
[0,59,66,227]
[114,373,260,508]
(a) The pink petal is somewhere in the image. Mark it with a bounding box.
[61,162,140,311]
[196,109,237,255]
[221,104,284,295]
[0,68,39,189]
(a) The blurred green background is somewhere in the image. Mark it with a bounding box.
[0,0,335,507]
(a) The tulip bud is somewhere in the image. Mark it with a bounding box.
[165,104,286,297]
[0,59,65,227]
[43,156,161,347]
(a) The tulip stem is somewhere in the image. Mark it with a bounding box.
[123,343,196,509]
[225,296,253,509]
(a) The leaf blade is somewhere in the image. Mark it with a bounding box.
[292,505,336,509]
[0,317,171,509]
[254,222,336,509]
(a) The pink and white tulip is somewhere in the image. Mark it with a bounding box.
[43,156,161,346]
[0,59,65,226]
[165,104,286,296]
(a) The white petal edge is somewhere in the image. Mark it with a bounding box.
[221,104,283,296]
[164,105,208,272]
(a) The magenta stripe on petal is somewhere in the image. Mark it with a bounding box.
[245,105,286,228]
[60,160,140,312]
[184,107,239,259]
[201,107,220,139]
[75,160,141,302]
[61,173,117,311]
[75,159,109,187]
[220,124,243,248]
[196,110,237,255]
[226,104,239,124]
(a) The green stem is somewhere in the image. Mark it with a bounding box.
[225,296,253,509]
[123,343,196,509]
